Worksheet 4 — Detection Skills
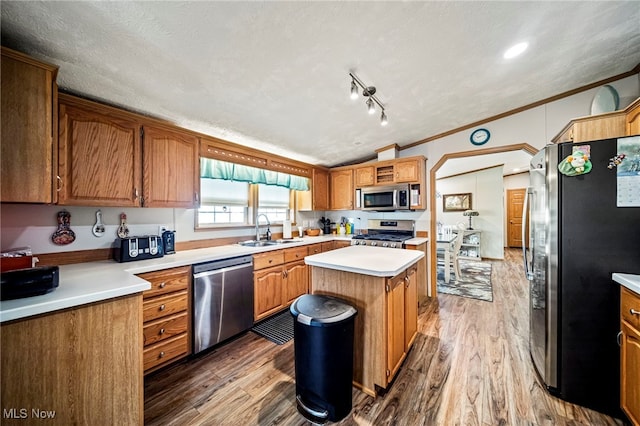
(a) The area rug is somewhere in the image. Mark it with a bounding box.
[437,260,493,302]
[251,309,294,345]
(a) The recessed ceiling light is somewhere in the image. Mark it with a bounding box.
[504,42,528,59]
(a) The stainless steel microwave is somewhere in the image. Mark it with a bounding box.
[361,184,410,211]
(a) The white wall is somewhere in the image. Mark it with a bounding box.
[2,75,638,255]
[436,166,504,259]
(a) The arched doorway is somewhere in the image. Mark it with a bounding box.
[427,143,539,296]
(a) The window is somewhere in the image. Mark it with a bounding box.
[256,184,290,222]
[197,179,249,227]
[196,180,293,228]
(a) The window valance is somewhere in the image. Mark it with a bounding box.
[201,158,310,191]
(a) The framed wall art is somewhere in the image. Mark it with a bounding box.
[443,193,472,212]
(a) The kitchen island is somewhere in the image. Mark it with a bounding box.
[305,246,424,397]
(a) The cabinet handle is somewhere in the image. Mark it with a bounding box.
[56,176,62,192]
[617,331,622,347]
[269,259,273,263]
[631,309,640,316]
[159,328,165,335]
[159,282,166,289]
[159,351,165,359]
[134,188,139,199]
[159,304,166,311]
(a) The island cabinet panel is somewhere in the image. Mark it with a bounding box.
[58,95,143,206]
[387,272,406,380]
[138,266,191,374]
[404,265,418,349]
[0,294,143,425]
[1,47,58,203]
[621,287,640,426]
[310,263,419,397]
[142,124,199,208]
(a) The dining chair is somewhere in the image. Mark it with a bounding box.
[449,223,466,281]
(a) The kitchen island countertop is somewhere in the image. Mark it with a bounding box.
[305,245,424,277]
[613,273,640,295]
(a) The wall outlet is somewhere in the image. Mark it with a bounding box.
[158,225,169,235]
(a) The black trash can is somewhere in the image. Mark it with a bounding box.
[290,294,357,423]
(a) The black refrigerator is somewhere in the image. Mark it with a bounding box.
[523,136,640,417]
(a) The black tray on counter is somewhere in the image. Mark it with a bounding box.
[1,266,59,301]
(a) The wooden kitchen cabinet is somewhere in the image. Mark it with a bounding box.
[138,266,191,374]
[621,287,640,426]
[330,168,354,210]
[626,98,640,136]
[253,246,309,321]
[395,158,421,183]
[1,47,59,203]
[387,272,406,380]
[387,265,418,381]
[141,124,200,208]
[355,165,375,187]
[297,167,329,211]
[58,94,143,206]
[1,293,143,425]
[552,110,626,143]
[310,261,420,396]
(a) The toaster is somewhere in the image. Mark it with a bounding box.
[113,235,164,263]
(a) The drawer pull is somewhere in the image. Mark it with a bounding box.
[159,351,165,359]
[159,282,166,289]
[269,259,273,263]
[631,309,640,316]
[159,328,165,335]
[159,304,166,311]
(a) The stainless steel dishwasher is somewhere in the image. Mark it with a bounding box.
[193,255,254,354]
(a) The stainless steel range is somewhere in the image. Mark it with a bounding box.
[351,219,414,249]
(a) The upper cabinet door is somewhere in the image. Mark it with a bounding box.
[58,96,142,206]
[1,47,58,203]
[394,159,420,183]
[142,125,199,208]
[330,169,354,210]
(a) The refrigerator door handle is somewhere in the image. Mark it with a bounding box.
[522,186,534,280]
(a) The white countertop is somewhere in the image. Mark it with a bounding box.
[305,245,424,277]
[0,235,346,323]
[404,237,429,245]
[613,273,640,295]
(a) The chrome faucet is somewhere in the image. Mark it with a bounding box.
[255,214,271,241]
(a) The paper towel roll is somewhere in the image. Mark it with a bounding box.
[283,220,292,239]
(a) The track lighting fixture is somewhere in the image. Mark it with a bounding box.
[349,72,388,126]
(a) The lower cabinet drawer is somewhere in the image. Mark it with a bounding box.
[143,311,188,346]
[143,333,188,372]
[143,291,188,322]
[622,287,640,330]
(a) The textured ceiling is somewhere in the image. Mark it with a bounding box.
[2,1,639,168]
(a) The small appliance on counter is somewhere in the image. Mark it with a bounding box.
[113,235,164,263]
[161,230,176,254]
[1,247,34,272]
[1,266,59,300]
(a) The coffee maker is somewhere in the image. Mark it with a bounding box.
[161,230,176,254]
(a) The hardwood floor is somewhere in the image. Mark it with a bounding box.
[144,249,624,425]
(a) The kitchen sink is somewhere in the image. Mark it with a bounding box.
[238,240,279,247]
[238,239,299,247]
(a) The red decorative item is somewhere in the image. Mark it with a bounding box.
[52,210,76,245]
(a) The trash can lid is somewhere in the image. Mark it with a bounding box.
[290,294,357,326]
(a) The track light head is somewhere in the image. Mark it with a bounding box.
[380,110,388,126]
[366,97,375,114]
[350,79,358,100]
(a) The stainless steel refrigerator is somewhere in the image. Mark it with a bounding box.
[523,137,640,417]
